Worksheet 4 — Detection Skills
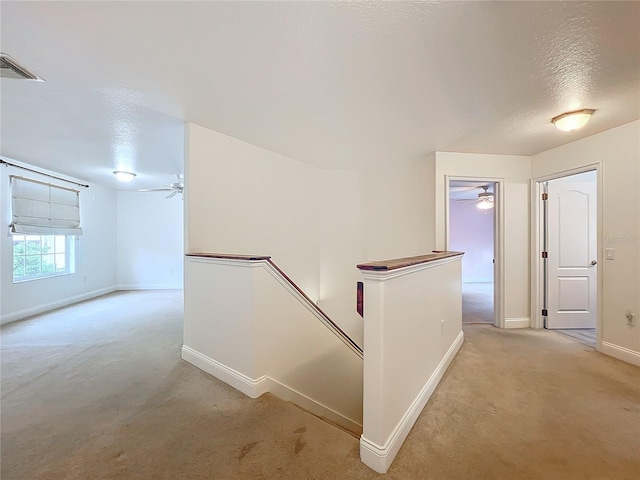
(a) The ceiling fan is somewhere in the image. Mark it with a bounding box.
[138,174,184,198]
[454,185,494,210]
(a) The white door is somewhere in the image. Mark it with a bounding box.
[546,171,597,329]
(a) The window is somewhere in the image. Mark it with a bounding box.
[9,175,82,283]
[13,234,76,282]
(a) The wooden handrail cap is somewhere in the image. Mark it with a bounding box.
[357,251,464,271]
[186,252,271,261]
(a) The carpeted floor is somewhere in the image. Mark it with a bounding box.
[462,282,494,324]
[1,290,639,479]
[555,328,597,348]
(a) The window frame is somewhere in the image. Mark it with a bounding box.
[12,233,77,283]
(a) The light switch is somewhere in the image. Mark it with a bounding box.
[606,248,615,260]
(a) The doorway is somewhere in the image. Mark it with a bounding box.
[535,169,598,348]
[449,180,496,325]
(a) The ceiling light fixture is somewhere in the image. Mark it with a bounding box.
[477,197,494,210]
[476,186,494,210]
[113,171,136,182]
[551,109,595,132]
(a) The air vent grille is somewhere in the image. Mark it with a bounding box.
[0,54,44,81]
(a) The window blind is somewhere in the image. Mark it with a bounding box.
[10,175,82,235]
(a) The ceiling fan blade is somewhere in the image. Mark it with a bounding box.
[138,188,172,192]
[166,190,178,198]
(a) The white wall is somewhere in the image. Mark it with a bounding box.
[435,152,531,325]
[360,255,463,473]
[186,123,435,345]
[360,159,435,260]
[449,199,494,282]
[0,160,117,324]
[186,123,322,299]
[116,191,184,289]
[183,256,363,433]
[531,120,640,363]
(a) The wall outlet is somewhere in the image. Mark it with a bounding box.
[441,319,445,330]
[626,310,636,326]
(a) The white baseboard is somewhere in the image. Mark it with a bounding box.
[505,317,530,329]
[600,341,640,367]
[181,345,363,434]
[181,346,268,398]
[117,284,183,290]
[360,330,465,474]
[0,286,117,326]
[462,278,493,284]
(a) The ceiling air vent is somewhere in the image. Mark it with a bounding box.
[0,53,44,81]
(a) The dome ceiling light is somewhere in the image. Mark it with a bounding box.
[113,170,136,182]
[551,109,595,132]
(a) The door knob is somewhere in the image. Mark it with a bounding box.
[589,260,597,266]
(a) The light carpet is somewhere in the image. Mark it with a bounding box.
[2,291,639,479]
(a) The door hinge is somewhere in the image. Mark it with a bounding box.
[542,309,548,316]
[542,251,548,258]
[542,193,548,201]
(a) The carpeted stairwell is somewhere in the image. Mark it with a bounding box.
[1,290,639,479]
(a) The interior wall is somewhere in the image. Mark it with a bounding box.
[186,123,323,300]
[0,160,117,324]
[449,198,494,282]
[360,160,434,261]
[435,152,531,323]
[317,167,366,338]
[531,120,640,359]
[116,191,184,289]
[185,123,435,345]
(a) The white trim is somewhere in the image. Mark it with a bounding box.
[360,330,464,474]
[360,255,462,282]
[0,285,117,325]
[530,164,603,350]
[181,345,269,398]
[504,317,530,329]
[181,346,363,433]
[445,175,505,329]
[530,178,544,329]
[600,342,640,367]
[116,284,183,290]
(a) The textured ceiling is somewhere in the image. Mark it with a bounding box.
[1,1,639,190]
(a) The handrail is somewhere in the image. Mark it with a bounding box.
[186,253,363,358]
[357,251,464,271]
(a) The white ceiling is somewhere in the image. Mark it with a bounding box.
[1,1,639,190]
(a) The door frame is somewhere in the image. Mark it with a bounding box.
[445,176,505,328]
[530,163,602,348]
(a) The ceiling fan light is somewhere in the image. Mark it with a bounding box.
[551,109,595,132]
[477,198,494,210]
[113,170,136,182]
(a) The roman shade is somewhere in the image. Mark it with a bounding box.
[10,175,82,235]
